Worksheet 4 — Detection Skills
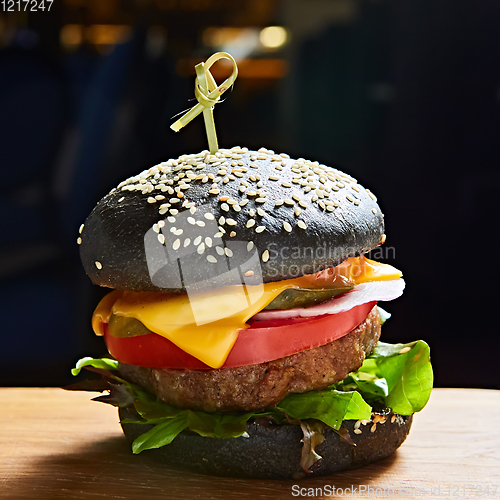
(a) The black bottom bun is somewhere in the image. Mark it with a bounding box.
[118,407,413,479]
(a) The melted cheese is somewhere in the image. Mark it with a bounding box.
[92,256,402,369]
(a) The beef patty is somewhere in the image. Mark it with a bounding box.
[118,305,381,412]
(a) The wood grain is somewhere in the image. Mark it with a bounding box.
[1,388,499,499]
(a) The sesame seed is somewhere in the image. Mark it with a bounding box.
[239,199,249,207]
[224,247,233,257]
[118,197,125,202]
[153,224,160,233]
[292,194,300,202]
[229,231,236,237]
[297,220,307,230]
[158,234,165,245]
[205,213,215,220]
[155,195,165,200]
[207,255,217,264]
[353,429,362,435]
[256,208,265,217]
[244,270,254,277]
[215,246,224,255]
[77,237,82,245]
[184,238,191,247]
[372,208,377,214]
[294,207,302,216]
[194,236,202,245]
[221,203,230,212]
[283,221,292,232]
[196,221,206,227]
[247,241,254,251]
[346,194,355,202]
[299,200,308,209]
[214,232,223,238]
[246,219,256,228]
[168,216,176,223]
[170,198,180,204]
[172,238,181,250]
[249,209,256,217]
[284,199,295,206]
[352,185,360,193]
[281,182,291,188]
[275,200,284,207]
[247,191,257,197]
[326,206,335,212]
[197,243,205,254]
[79,224,85,234]
[174,229,183,235]
[262,250,269,262]
[95,261,102,269]
[158,221,165,228]
[219,216,225,225]
[209,189,220,195]
[255,198,266,204]
[269,176,279,181]
[233,204,241,212]
[255,225,266,233]
[226,218,237,226]
[188,217,195,225]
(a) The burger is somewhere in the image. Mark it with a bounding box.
[70,146,433,479]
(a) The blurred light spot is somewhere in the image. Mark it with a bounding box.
[259,26,288,49]
[60,24,132,52]
[203,27,260,60]
[86,25,132,46]
[60,24,83,50]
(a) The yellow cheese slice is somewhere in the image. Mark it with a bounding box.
[92,256,402,369]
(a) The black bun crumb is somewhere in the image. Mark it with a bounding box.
[80,147,384,292]
[119,407,412,479]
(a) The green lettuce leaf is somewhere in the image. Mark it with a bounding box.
[377,306,391,325]
[71,357,119,376]
[131,413,189,454]
[369,340,433,414]
[277,389,371,430]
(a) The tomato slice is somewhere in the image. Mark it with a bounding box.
[103,301,376,370]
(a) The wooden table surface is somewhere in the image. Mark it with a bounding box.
[1,388,499,499]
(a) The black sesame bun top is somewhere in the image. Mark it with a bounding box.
[79,147,384,293]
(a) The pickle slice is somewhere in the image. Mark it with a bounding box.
[264,285,354,310]
[108,314,152,338]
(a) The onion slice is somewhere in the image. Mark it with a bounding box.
[253,279,405,321]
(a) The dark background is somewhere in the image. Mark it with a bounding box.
[1,0,498,389]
